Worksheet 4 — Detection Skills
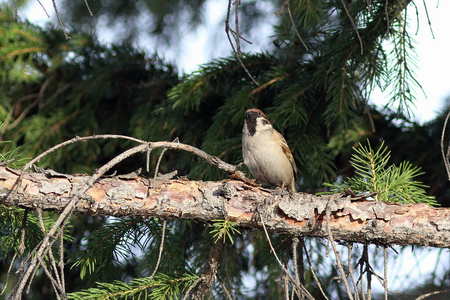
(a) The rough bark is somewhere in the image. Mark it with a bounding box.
[0,166,449,248]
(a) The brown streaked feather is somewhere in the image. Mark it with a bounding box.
[278,132,298,180]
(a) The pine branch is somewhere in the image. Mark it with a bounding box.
[325,140,437,206]
[67,274,198,299]
[0,166,448,248]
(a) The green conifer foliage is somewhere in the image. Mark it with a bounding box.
[1,0,448,299]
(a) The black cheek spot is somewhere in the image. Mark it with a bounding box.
[262,119,269,125]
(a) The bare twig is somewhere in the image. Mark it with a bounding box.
[355,244,391,299]
[51,0,71,40]
[37,0,50,18]
[358,245,366,300]
[218,278,233,300]
[365,246,372,300]
[153,138,179,190]
[146,146,153,173]
[13,0,19,19]
[5,98,40,132]
[325,205,354,300]
[415,289,450,300]
[36,208,65,293]
[148,219,167,281]
[225,0,260,86]
[14,135,244,181]
[347,244,360,300]
[58,229,65,295]
[384,0,390,36]
[1,209,29,296]
[303,243,329,299]
[440,111,450,180]
[181,276,203,300]
[37,255,65,299]
[10,200,75,299]
[234,0,241,55]
[292,237,302,293]
[421,0,435,39]
[283,269,289,300]
[258,209,314,299]
[339,0,363,54]
[84,0,94,17]
[383,247,388,300]
[284,0,308,50]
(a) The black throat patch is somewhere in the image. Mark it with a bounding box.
[245,111,259,136]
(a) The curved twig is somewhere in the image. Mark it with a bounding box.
[148,219,167,281]
[440,111,450,180]
[339,0,363,54]
[284,0,308,50]
[225,0,260,86]
[258,209,314,299]
[325,203,354,300]
[51,0,70,40]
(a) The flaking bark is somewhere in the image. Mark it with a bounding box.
[0,166,449,248]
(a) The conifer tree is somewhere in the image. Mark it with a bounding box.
[0,1,449,299]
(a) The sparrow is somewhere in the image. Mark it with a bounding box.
[242,108,297,193]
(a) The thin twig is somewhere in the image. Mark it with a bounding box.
[339,0,363,54]
[285,0,308,50]
[283,269,289,300]
[13,0,19,19]
[58,229,65,295]
[12,208,69,299]
[37,255,63,299]
[181,276,203,300]
[154,138,179,190]
[148,219,167,281]
[303,244,329,300]
[258,210,314,299]
[383,247,388,300]
[325,205,354,300]
[84,0,94,17]
[225,0,260,86]
[421,0,435,39]
[385,0,390,36]
[228,28,253,44]
[415,289,450,300]
[365,246,372,300]
[440,111,450,180]
[37,0,50,18]
[1,209,29,296]
[292,237,301,292]
[51,0,71,40]
[347,244,360,300]
[146,147,152,173]
[36,208,64,291]
[218,279,233,300]
[234,0,241,55]
[6,98,40,132]
[37,254,66,299]
[359,247,366,300]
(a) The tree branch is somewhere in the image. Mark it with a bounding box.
[0,166,449,248]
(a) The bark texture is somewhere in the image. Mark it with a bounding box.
[0,166,449,248]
